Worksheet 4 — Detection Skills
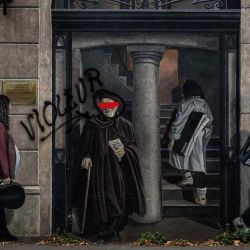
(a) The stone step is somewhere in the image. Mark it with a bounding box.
[160,125,167,134]
[162,172,220,188]
[208,137,221,147]
[160,126,221,143]
[160,117,170,125]
[160,109,176,118]
[205,158,221,171]
[160,104,178,110]
[162,158,221,172]
[161,163,220,176]
[160,137,221,149]
[162,200,219,218]
[162,184,220,201]
[160,127,221,148]
[160,148,221,159]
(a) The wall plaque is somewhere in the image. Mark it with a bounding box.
[2,80,37,105]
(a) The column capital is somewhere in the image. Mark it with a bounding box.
[128,45,166,53]
[128,45,165,66]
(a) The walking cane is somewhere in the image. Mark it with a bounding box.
[81,165,91,235]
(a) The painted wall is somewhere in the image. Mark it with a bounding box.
[0,0,247,237]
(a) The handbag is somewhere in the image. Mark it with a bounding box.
[0,182,25,209]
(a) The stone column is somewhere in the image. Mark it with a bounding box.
[39,0,53,236]
[240,1,250,214]
[128,45,165,223]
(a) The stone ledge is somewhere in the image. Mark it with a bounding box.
[24,186,40,194]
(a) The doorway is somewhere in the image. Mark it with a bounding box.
[52,12,240,233]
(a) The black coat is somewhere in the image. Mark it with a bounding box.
[71,114,145,233]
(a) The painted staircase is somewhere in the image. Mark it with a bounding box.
[160,104,220,218]
[110,56,220,219]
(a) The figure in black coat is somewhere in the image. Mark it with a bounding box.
[71,90,145,241]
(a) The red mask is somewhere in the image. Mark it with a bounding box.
[97,100,120,110]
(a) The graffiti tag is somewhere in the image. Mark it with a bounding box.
[20,68,104,142]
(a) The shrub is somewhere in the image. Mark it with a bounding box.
[136,232,167,246]
[38,233,88,246]
[215,229,250,245]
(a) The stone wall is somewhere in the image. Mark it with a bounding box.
[0,0,52,236]
[240,0,250,214]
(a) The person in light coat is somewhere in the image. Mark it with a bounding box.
[168,80,213,205]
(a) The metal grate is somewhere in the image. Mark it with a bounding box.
[70,0,227,9]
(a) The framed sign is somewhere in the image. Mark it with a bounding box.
[2,80,37,105]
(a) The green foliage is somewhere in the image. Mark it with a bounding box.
[136,232,167,246]
[216,229,250,245]
[38,233,88,246]
[135,230,250,247]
